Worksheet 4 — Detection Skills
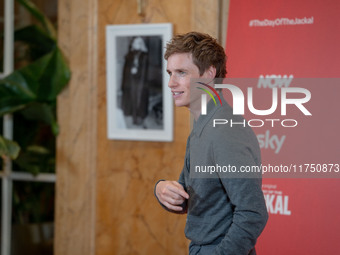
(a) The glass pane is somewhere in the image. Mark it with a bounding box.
[11,0,58,175]
[11,181,54,255]
[12,113,55,174]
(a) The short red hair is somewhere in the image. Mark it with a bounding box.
[164,32,227,78]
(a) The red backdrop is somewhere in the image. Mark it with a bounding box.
[225,0,340,254]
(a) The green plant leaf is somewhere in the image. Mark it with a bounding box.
[0,47,71,115]
[15,25,56,61]
[0,72,37,115]
[0,136,21,159]
[16,0,56,39]
[36,48,71,101]
[21,103,59,135]
[26,145,50,154]
[14,144,54,175]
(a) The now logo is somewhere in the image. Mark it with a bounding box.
[257,74,294,88]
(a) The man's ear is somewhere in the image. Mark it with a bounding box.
[203,65,216,79]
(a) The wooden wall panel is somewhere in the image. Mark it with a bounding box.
[56,0,221,254]
[192,0,220,39]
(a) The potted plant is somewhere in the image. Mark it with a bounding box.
[0,0,70,254]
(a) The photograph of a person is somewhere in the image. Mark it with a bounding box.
[118,36,162,130]
[106,23,173,141]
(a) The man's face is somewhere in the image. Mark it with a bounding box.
[166,53,203,108]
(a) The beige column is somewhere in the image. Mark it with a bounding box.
[55,0,97,254]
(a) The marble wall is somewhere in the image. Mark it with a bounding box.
[56,0,222,254]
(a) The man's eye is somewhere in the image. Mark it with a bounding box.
[179,71,186,76]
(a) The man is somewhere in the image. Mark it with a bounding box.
[154,32,268,255]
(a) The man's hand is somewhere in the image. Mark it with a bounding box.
[155,181,189,212]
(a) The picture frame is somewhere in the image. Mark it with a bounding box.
[106,23,173,141]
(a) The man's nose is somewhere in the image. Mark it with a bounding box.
[168,75,178,88]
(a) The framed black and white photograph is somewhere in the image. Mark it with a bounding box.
[106,23,173,141]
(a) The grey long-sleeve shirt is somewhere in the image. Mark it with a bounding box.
[156,94,268,254]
